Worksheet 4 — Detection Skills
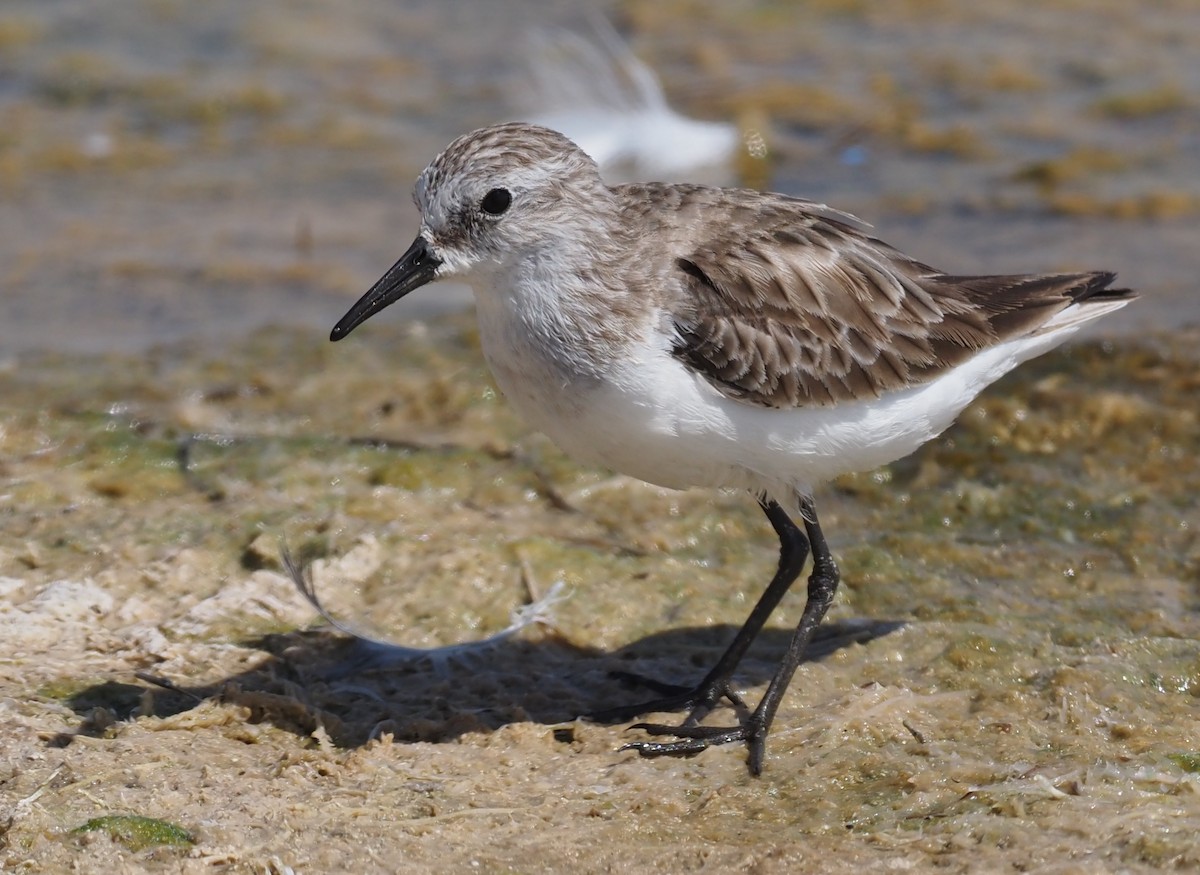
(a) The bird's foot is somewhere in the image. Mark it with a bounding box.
[621,717,768,775]
[588,672,770,771]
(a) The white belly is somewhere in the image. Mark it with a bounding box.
[473,283,1093,499]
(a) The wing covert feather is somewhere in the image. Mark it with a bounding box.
[657,197,1117,408]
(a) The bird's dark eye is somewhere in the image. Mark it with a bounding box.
[480,188,511,215]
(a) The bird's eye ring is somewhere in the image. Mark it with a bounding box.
[480,188,512,216]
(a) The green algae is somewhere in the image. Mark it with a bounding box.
[1169,754,1200,773]
[70,815,194,851]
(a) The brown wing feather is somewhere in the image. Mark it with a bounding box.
[660,195,1130,409]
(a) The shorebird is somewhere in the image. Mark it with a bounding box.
[330,122,1135,774]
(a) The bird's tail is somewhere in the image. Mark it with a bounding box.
[1034,271,1136,335]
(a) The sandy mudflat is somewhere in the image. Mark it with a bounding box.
[1,319,1197,872]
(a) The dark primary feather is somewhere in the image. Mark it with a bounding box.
[647,190,1133,409]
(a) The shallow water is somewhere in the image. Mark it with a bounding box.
[1,2,1199,872]
[1,0,1199,353]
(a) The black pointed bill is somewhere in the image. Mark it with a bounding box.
[330,236,441,341]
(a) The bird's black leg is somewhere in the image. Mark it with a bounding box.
[621,495,840,776]
[590,496,809,730]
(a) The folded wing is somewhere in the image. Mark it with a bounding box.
[668,203,1132,408]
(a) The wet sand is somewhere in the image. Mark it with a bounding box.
[1,318,1198,872]
[1,0,1199,872]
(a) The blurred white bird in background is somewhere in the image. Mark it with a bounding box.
[512,19,742,182]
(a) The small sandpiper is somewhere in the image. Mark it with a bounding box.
[331,122,1135,775]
